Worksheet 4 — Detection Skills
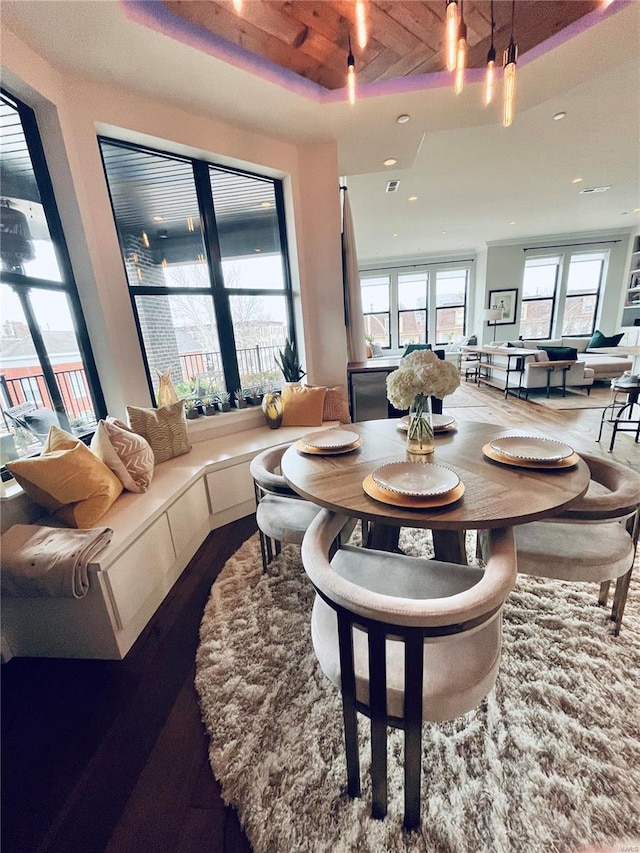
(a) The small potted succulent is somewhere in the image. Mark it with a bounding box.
[217,390,231,413]
[201,394,218,416]
[247,386,262,406]
[234,388,247,409]
[184,398,201,420]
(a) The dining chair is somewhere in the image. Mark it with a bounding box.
[301,509,517,830]
[510,453,640,635]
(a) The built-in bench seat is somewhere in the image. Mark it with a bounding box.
[0,417,337,662]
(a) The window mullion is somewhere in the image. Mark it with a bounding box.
[15,288,71,431]
[193,161,241,394]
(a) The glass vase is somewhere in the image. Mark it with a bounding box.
[261,392,284,429]
[406,393,434,455]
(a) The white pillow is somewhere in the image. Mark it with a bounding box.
[91,418,155,493]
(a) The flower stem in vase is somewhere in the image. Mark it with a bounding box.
[407,393,434,455]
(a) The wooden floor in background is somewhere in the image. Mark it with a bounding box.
[1,382,638,853]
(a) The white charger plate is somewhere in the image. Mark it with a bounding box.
[489,435,574,463]
[371,462,460,497]
[300,428,360,450]
[397,413,456,432]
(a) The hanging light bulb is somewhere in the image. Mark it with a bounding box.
[502,1,518,127]
[454,2,467,95]
[347,37,356,105]
[445,0,459,72]
[355,0,368,49]
[484,0,496,106]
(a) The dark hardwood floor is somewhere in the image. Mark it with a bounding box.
[2,382,637,853]
[1,516,257,853]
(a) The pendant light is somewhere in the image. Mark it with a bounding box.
[347,36,356,105]
[232,0,242,12]
[502,0,518,127]
[445,1,459,72]
[484,0,496,106]
[454,0,467,95]
[355,0,368,50]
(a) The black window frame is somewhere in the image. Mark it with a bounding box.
[97,136,296,402]
[520,256,560,340]
[0,88,106,458]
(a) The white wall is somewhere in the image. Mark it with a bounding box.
[1,27,347,417]
[482,230,633,344]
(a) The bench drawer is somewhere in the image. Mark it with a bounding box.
[103,514,175,629]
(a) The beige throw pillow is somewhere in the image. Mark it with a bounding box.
[126,401,190,465]
[308,384,351,423]
[91,419,155,492]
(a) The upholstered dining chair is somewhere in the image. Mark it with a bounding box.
[510,453,640,635]
[250,442,324,573]
[301,509,517,830]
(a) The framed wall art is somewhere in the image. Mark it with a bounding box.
[488,289,518,325]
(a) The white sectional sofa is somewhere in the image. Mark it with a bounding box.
[520,337,633,382]
[0,415,337,662]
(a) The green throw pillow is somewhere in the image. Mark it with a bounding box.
[588,330,624,348]
[538,346,578,362]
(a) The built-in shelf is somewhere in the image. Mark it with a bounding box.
[622,235,640,329]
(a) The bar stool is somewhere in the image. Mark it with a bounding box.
[597,376,640,452]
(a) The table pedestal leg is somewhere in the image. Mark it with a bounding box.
[367,524,401,552]
[432,530,467,564]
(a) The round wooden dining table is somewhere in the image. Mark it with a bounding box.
[280,419,591,564]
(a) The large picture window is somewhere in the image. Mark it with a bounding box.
[520,256,560,339]
[0,90,105,465]
[360,263,470,350]
[99,139,295,402]
[562,252,605,336]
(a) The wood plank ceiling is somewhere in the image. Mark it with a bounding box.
[165,1,602,90]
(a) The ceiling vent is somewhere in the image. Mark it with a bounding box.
[579,186,611,194]
[386,180,400,193]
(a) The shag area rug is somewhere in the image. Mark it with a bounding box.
[195,530,640,853]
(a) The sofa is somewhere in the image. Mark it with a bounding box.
[476,338,632,398]
[519,338,633,382]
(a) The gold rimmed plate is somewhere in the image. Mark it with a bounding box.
[299,428,360,450]
[489,435,574,463]
[363,474,465,508]
[296,437,363,456]
[371,462,460,497]
[482,443,580,469]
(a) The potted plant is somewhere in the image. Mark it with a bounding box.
[184,399,201,420]
[201,395,218,416]
[275,338,306,385]
[234,389,247,409]
[217,391,231,413]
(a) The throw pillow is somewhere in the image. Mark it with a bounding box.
[538,346,578,362]
[6,426,123,528]
[126,400,190,465]
[308,384,351,423]
[588,330,624,348]
[91,418,155,493]
[281,385,327,427]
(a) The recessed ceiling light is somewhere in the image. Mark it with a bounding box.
[442,231,447,234]
[510,221,516,225]
[396,114,410,124]
[392,233,399,237]
[634,208,640,213]
[153,215,164,221]
[408,196,418,201]
[383,158,398,166]
[572,178,583,184]
[553,111,567,121]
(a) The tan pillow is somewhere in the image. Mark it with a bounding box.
[281,385,327,427]
[6,426,123,528]
[126,400,190,465]
[91,418,155,493]
[308,384,351,423]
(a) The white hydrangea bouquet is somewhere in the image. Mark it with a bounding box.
[386,350,460,452]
